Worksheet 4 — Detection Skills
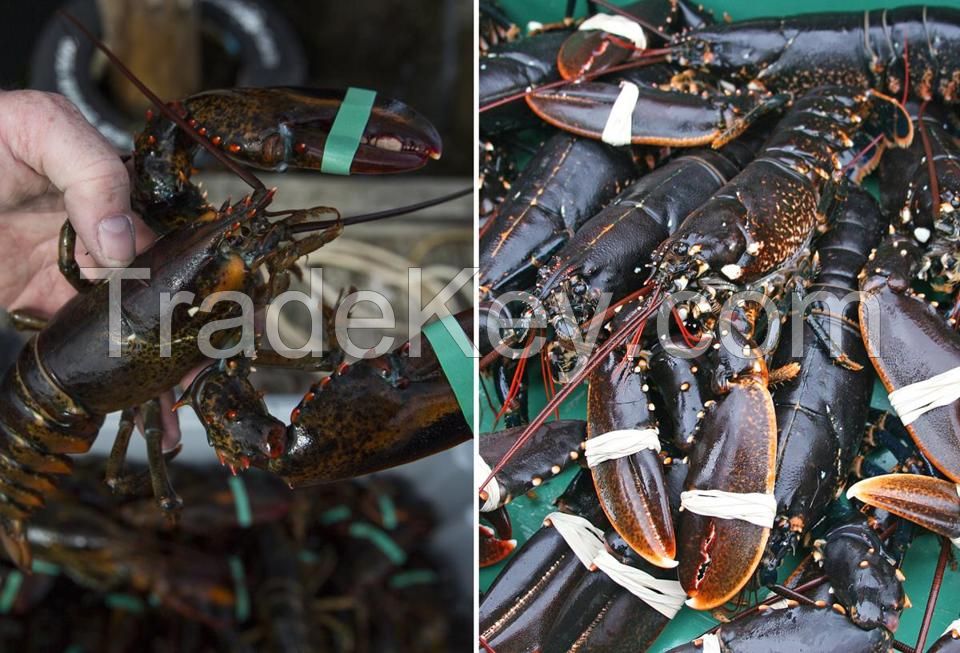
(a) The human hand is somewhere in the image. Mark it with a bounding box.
[0,90,180,448]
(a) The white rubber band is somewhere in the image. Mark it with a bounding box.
[601,81,639,147]
[578,13,647,48]
[943,618,960,637]
[592,549,687,619]
[699,633,723,653]
[544,512,605,569]
[478,454,504,513]
[585,428,660,468]
[680,489,777,529]
[888,366,960,425]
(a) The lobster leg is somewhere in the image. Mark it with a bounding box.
[104,407,136,494]
[57,221,95,293]
[141,398,183,519]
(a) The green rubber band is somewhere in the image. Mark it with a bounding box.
[422,315,474,431]
[389,569,438,589]
[0,571,23,614]
[63,646,85,653]
[228,475,253,528]
[348,522,407,566]
[31,559,60,576]
[320,505,352,525]
[321,87,376,175]
[377,493,398,530]
[105,593,145,614]
[228,555,251,622]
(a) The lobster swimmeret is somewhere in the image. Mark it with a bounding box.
[0,16,471,569]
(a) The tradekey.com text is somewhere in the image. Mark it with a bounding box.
[94,265,882,364]
[95,266,477,360]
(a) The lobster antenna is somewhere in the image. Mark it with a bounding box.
[290,186,472,232]
[480,287,664,492]
[58,10,265,193]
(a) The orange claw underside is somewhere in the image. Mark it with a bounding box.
[678,379,777,610]
[847,473,960,539]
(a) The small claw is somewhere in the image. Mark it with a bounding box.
[847,474,960,539]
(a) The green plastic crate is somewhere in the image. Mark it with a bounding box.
[480,1,960,650]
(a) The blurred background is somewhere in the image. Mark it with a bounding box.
[0,0,473,649]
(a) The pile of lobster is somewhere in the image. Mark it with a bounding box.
[0,457,464,652]
[479,1,960,650]
[0,12,473,575]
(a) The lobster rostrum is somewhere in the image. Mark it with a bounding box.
[0,16,468,570]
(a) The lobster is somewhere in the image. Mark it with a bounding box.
[0,16,470,569]
[523,5,960,149]
[760,185,885,581]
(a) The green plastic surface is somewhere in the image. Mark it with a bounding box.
[480,1,960,650]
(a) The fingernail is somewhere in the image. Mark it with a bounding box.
[97,214,135,265]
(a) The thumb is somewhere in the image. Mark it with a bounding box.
[1,91,136,266]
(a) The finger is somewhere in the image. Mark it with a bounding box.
[0,91,136,266]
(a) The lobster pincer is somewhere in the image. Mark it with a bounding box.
[181,312,473,488]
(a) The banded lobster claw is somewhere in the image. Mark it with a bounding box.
[586,337,677,569]
[677,308,778,610]
[177,87,442,174]
[525,82,786,148]
[859,234,960,482]
[847,473,960,543]
[556,0,713,80]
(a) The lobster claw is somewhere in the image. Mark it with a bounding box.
[269,314,473,487]
[525,82,776,147]
[179,360,287,473]
[847,474,960,541]
[557,29,637,80]
[586,345,677,569]
[181,87,442,174]
[677,377,777,610]
[859,235,960,482]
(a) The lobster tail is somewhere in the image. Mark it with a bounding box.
[0,336,104,567]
